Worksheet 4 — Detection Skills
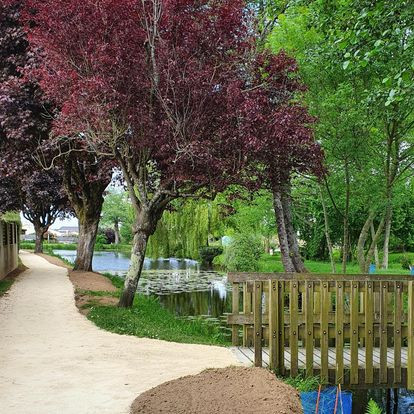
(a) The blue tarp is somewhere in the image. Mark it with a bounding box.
[301,386,352,414]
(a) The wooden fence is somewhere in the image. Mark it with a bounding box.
[227,273,414,389]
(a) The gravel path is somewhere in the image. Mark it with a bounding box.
[0,251,239,414]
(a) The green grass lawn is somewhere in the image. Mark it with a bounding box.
[257,252,411,274]
[88,295,229,346]
[78,272,230,346]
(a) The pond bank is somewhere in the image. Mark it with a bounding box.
[38,251,230,345]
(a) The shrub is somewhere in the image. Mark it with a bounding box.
[198,246,223,266]
[400,255,413,270]
[95,234,107,250]
[224,233,262,271]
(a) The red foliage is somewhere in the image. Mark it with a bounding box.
[0,1,71,222]
[24,0,323,195]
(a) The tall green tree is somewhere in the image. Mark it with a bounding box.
[101,190,130,244]
[268,0,414,272]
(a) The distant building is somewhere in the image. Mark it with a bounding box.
[52,226,79,237]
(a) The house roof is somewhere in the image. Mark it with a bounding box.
[56,226,79,232]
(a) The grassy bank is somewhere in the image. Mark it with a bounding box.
[88,295,229,346]
[45,251,229,346]
[87,273,229,345]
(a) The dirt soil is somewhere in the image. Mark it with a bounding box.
[130,366,302,414]
[37,252,118,314]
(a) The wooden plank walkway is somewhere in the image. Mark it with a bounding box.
[231,346,409,370]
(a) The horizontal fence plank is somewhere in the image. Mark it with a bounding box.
[243,280,409,294]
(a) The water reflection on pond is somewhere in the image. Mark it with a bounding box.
[54,250,232,319]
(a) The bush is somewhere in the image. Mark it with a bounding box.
[95,234,107,250]
[198,246,223,265]
[400,254,413,270]
[224,233,262,271]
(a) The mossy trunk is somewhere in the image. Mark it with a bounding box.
[114,221,121,245]
[34,224,46,254]
[74,215,100,271]
[281,187,307,273]
[118,210,160,308]
[118,229,150,307]
[272,187,295,273]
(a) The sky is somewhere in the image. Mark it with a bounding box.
[20,180,122,234]
[21,213,79,234]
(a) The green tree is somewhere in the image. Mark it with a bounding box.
[268,0,414,272]
[101,190,130,244]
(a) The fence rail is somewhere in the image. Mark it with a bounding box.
[227,273,414,389]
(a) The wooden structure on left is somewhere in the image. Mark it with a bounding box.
[0,220,19,279]
[227,272,414,390]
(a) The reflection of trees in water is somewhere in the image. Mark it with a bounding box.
[158,290,231,318]
[351,387,414,413]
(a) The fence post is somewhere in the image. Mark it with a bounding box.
[305,281,314,378]
[232,282,240,346]
[408,281,414,390]
[350,281,359,384]
[254,281,263,367]
[364,281,374,384]
[290,280,299,376]
[379,282,388,383]
[269,279,278,371]
[320,281,329,382]
[335,281,344,384]
[243,283,252,346]
[394,281,402,384]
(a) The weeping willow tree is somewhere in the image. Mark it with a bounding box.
[146,199,222,259]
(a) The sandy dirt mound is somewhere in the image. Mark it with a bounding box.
[130,366,302,414]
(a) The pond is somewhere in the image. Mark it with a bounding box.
[54,250,232,319]
[54,249,414,413]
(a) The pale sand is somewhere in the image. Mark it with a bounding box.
[0,251,239,414]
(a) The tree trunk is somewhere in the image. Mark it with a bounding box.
[320,186,336,273]
[280,187,307,272]
[114,221,121,245]
[272,188,295,272]
[382,203,392,269]
[62,156,109,272]
[342,161,350,273]
[370,222,380,269]
[118,210,159,308]
[357,212,375,273]
[74,215,99,271]
[364,216,385,273]
[34,224,46,254]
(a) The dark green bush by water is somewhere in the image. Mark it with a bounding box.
[223,233,262,271]
[199,246,223,266]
